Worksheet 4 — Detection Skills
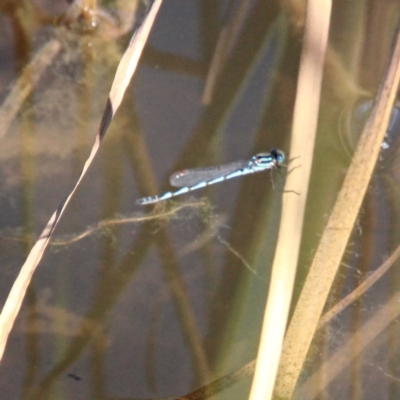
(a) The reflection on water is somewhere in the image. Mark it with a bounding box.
[1,0,400,399]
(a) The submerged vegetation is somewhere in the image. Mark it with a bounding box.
[0,1,400,399]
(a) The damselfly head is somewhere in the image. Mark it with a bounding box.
[270,148,285,164]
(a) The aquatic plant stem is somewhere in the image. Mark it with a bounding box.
[0,0,163,362]
[274,15,400,400]
[248,1,332,399]
[0,39,61,138]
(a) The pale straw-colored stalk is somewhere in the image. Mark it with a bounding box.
[274,17,400,400]
[0,0,163,362]
[248,1,332,399]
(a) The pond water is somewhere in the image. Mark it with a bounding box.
[0,1,400,399]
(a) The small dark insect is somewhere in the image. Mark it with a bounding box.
[67,373,82,381]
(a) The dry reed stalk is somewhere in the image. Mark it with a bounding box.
[248,1,332,399]
[0,39,61,138]
[0,0,163,362]
[274,19,400,400]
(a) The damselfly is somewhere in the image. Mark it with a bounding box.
[136,149,285,205]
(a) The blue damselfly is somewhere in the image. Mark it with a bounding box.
[136,149,285,205]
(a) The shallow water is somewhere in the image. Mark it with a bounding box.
[0,1,400,400]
